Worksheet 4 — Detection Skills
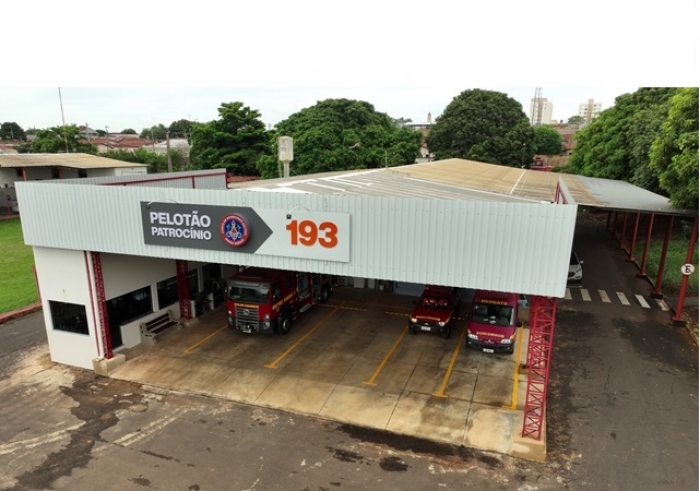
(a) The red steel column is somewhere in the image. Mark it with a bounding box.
[673,216,698,325]
[177,260,192,320]
[522,295,557,441]
[91,251,113,359]
[638,214,655,278]
[627,212,641,262]
[652,216,674,299]
[619,212,628,249]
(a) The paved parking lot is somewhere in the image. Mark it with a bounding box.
[110,287,542,460]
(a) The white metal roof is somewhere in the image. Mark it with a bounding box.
[233,158,689,215]
[0,153,147,169]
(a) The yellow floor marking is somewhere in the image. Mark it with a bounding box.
[363,324,409,386]
[502,323,525,409]
[183,325,228,354]
[264,309,338,369]
[320,303,366,312]
[432,324,467,398]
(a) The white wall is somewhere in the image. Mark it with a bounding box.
[33,247,99,370]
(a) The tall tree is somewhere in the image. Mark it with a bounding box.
[566,88,679,182]
[0,122,26,141]
[189,102,270,175]
[533,126,563,155]
[567,115,584,125]
[28,125,97,153]
[256,99,422,179]
[650,87,699,210]
[102,148,185,173]
[121,128,137,135]
[168,119,194,137]
[426,89,535,167]
[139,124,168,140]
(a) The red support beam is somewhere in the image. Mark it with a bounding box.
[22,167,27,181]
[90,251,113,359]
[177,260,192,320]
[638,213,655,278]
[673,216,698,325]
[619,212,628,249]
[522,295,557,441]
[652,216,674,299]
[627,212,641,262]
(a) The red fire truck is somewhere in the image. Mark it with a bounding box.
[466,290,521,354]
[226,268,331,335]
[408,285,461,338]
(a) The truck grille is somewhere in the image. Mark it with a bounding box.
[235,305,259,327]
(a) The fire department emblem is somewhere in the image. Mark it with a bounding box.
[220,213,250,247]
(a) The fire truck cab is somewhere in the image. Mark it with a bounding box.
[226,268,331,335]
[466,290,521,354]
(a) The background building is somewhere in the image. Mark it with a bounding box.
[530,98,553,126]
[579,99,602,125]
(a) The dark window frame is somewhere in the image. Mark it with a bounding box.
[49,300,89,335]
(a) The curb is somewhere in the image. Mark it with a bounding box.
[0,303,42,325]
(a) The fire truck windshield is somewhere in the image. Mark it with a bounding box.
[472,303,513,326]
[228,285,270,303]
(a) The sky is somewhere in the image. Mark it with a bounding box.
[0,87,639,133]
[1,1,695,134]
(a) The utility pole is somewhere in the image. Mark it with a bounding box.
[166,131,173,172]
[58,87,69,153]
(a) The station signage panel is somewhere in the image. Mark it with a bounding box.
[140,202,350,262]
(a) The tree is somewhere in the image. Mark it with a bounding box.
[533,126,563,155]
[121,128,137,135]
[189,102,270,175]
[650,87,699,210]
[566,88,679,182]
[168,119,194,137]
[139,124,168,140]
[102,148,185,173]
[0,122,26,141]
[426,89,535,167]
[96,129,107,137]
[256,99,423,179]
[28,125,97,154]
[567,115,584,125]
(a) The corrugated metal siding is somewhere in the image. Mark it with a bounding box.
[15,182,577,298]
[56,169,227,188]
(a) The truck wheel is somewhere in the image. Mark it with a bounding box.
[279,315,291,335]
[321,287,329,303]
[505,346,514,355]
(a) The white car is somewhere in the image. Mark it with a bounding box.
[568,252,583,282]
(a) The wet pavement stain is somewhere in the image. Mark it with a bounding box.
[327,447,364,463]
[129,476,152,487]
[378,456,408,472]
[12,376,144,491]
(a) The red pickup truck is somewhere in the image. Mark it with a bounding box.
[408,285,461,339]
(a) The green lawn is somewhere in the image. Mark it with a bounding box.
[645,237,699,294]
[0,219,38,314]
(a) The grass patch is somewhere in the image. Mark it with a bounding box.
[0,219,38,314]
[646,236,699,294]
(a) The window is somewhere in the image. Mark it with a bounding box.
[49,301,89,335]
[51,168,60,179]
[16,168,23,177]
[78,169,88,178]
[157,276,179,309]
[106,286,153,327]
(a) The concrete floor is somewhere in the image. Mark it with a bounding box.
[110,287,544,461]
